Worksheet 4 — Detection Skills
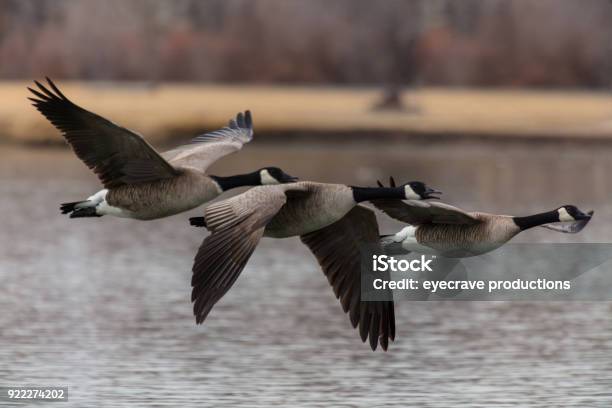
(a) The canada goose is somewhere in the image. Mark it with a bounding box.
[28,78,297,220]
[374,178,593,258]
[188,180,441,351]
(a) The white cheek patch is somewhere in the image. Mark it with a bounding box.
[260,169,278,185]
[404,185,419,200]
[558,207,574,222]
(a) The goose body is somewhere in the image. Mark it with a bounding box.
[389,212,522,257]
[189,180,440,350]
[97,168,219,219]
[261,182,356,237]
[28,78,296,220]
[374,180,593,258]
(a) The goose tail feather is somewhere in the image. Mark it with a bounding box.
[60,200,96,215]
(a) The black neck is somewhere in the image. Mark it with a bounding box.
[351,186,405,203]
[513,210,559,231]
[210,172,260,191]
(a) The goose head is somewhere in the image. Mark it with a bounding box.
[259,167,299,185]
[403,181,442,200]
[556,205,592,222]
[378,177,441,200]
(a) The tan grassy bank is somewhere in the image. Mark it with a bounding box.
[2,81,612,145]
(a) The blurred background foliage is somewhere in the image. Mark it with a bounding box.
[2,0,612,87]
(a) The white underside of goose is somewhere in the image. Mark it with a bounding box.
[391,226,440,255]
[84,189,133,218]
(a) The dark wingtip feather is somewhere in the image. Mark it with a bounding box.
[28,78,72,105]
[389,307,396,341]
[380,339,388,351]
[349,311,359,328]
[390,176,396,187]
[27,86,50,101]
[45,77,68,100]
[359,308,370,342]
[369,314,380,350]
[244,110,252,128]
[236,112,245,128]
[193,298,203,322]
[33,79,46,90]
[34,80,55,99]
[376,180,383,187]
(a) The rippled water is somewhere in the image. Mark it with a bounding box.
[1,141,612,407]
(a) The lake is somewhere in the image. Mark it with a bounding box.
[1,139,611,406]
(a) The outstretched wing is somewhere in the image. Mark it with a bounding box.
[28,78,179,188]
[540,211,594,233]
[373,198,480,225]
[191,185,295,324]
[300,205,395,351]
[372,179,479,225]
[163,111,254,171]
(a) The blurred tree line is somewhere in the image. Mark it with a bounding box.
[1,0,611,87]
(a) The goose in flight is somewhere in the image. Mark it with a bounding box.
[28,78,297,220]
[374,178,593,258]
[189,180,441,350]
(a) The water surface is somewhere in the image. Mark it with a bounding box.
[1,142,611,406]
